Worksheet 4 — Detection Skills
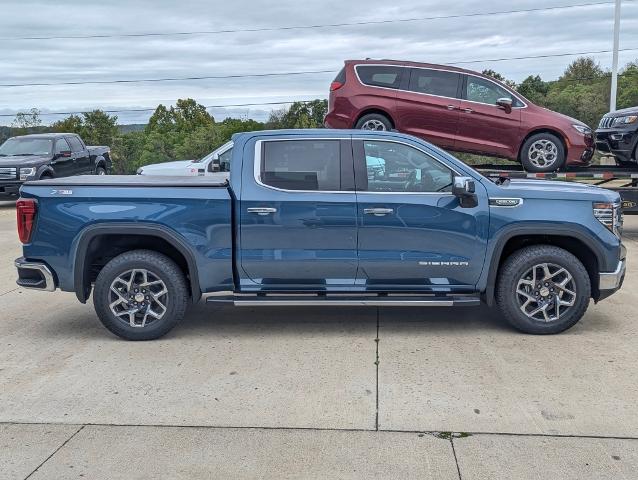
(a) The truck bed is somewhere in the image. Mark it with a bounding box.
[25,173,230,187]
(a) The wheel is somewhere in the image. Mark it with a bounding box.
[95,165,107,175]
[520,133,565,172]
[93,250,188,340]
[355,113,392,131]
[495,245,590,334]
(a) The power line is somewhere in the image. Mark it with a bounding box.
[0,100,325,118]
[0,1,622,41]
[2,46,637,89]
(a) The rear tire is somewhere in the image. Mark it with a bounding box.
[520,133,565,172]
[496,245,590,334]
[93,250,188,340]
[95,165,107,175]
[355,113,392,131]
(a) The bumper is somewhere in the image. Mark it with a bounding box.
[597,259,625,301]
[595,129,637,163]
[0,181,22,196]
[15,257,56,292]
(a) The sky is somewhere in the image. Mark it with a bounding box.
[0,0,637,125]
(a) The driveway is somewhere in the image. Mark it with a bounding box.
[1,198,637,479]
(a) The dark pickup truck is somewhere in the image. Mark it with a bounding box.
[0,133,111,196]
[15,129,625,340]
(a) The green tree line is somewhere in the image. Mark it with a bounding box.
[2,57,637,171]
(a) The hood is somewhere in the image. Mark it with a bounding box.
[138,159,197,175]
[539,107,588,127]
[490,178,619,203]
[603,105,638,117]
[0,154,51,168]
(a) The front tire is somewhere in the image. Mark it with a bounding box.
[496,245,590,334]
[520,133,565,172]
[355,113,392,131]
[93,250,188,340]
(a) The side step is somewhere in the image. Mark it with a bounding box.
[206,294,480,307]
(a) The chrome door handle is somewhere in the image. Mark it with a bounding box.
[463,108,474,113]
[247,207,277,216]
[364,208,394,216]
[447,105,457,110]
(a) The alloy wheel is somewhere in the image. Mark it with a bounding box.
[515,262,576,322]
[528,139,558,169]
[360,119,387,131]
[109,269,168,328]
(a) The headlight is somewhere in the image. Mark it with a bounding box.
[613,115,638,126]
[19,167,37,180]
[572,124,592,135]
[593,202,623,238]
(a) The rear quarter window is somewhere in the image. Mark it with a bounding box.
[356,65,403,89]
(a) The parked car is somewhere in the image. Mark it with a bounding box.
[137,141,233,176]
[324,60,594,172]
[15,129,624,340]
[0,133,110,196]
[595,106,638,166]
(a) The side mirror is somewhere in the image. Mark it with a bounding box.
[452,176,478,208]
[496,97,513,113]
[208,158,221,173]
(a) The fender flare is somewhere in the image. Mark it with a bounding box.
[72,223,202,303]
[482,223,606,306]
[93,155,107,173]
[36,164,55,179]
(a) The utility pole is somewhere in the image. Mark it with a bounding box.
[610,0,621,112]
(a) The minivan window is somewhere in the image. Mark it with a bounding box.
[361,141,454,193]
[356,65,403,89]
[67,136,84,152]
[261,140,341,191]
[466,76,523,107]
[408,69,460,98]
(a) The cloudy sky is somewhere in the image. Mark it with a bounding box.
[1,0,637,125]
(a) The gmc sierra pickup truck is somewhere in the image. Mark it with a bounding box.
[0,133,111,196]
[15,129,625,340]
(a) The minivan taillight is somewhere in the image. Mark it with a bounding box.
[330,81,344,91]
[16,198,37,244]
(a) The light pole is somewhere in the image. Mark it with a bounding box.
[610,0,621,112]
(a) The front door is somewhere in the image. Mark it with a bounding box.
[394,67,462,149]
[455,75,522,159]
[51,138,75,177]
[67,136,91,174]
[239,137,358,290]
[353,137,489,291]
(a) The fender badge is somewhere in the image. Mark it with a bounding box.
[50,189,73,195]
[489,198,522,207]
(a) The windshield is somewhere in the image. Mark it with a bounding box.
[192,141,233,163]
[0,137,53,156]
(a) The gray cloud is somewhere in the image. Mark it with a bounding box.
[0,0,636,125]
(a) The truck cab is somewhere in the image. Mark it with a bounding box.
[15,130,625,340]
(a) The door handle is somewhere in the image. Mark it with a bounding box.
[247,207,277,216]
[463,108,474,113]
[364,208,394,216]
[447,105,457,110]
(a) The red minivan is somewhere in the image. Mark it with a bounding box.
[325,59,594,172]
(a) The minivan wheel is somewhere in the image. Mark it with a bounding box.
[93,250,188,340]
[496,245,590,334]
[355,113,392,131]
[520,133,565,172]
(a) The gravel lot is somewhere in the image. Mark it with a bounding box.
[1,199,637,479]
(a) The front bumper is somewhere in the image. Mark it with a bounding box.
[15,257,56,292]
[595,128,637,163]
[0,181,22,196]
[597,258,625,301]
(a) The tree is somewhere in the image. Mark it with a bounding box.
[110,131,145,174]
[11,108,41,135]
[266,100,327,129]
[482,70,517,89]
[80,110,119,146]
[617,61,638,109]
[561,57,605,82]
[518,75,549,104]
[51,114,83,134]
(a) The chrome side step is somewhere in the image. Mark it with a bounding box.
[207,295,480,307]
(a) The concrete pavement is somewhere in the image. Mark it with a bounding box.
[1,198,638,479]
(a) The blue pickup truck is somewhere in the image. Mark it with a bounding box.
[15,129,625,340]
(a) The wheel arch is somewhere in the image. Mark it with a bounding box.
[73,223,201,304]
[518,128,568,163]
[354,108,396,129]
[484,228,604,306]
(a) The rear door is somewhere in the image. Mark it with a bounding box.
[394,67,462,148]
[353,136,489,291]
[67,135,91,174]
[51,138,74,177]
[455,75,522,158]
[238,136,358,290]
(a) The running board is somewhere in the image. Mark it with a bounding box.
[206,294,480,307]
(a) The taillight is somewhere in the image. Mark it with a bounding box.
[330,81,344,91]
[16,198,37,244]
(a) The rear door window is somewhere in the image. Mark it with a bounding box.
[260,140,341,191]
[408,68,460,98]
[356,65,403,89]
[54,138,70,154]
